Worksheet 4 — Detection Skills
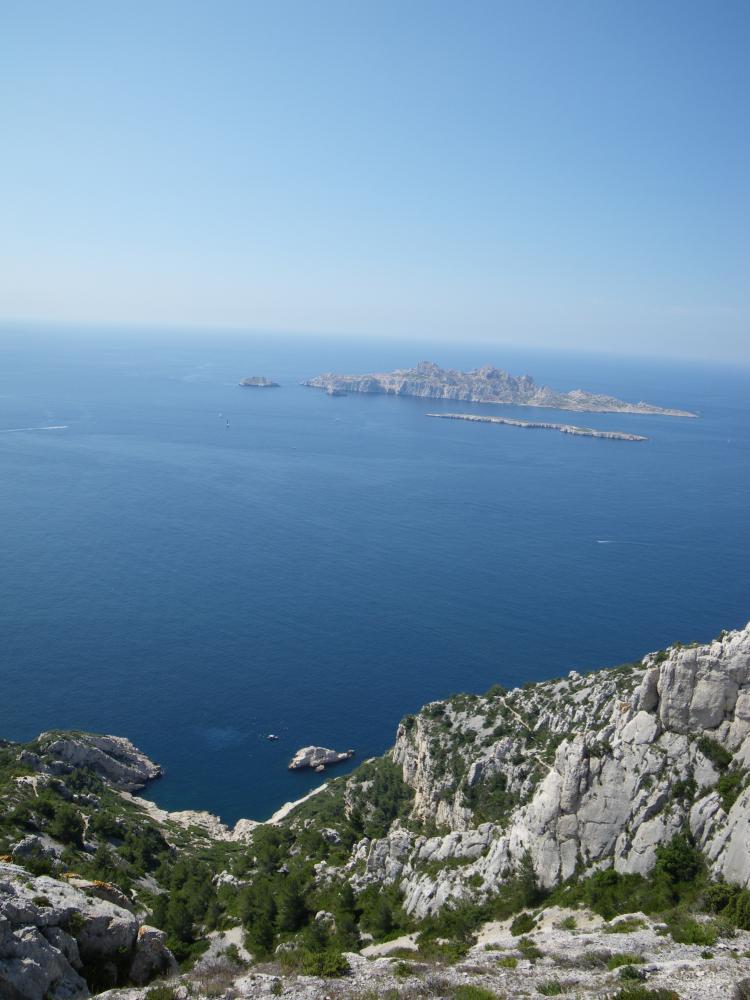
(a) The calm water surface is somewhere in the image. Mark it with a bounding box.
[1,328,748,822]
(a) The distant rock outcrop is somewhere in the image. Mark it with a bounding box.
[288,746,354,772]
[303,360,697,417]
[239,376,279,387]
[427,411,649,440]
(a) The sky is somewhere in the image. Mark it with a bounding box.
[1,0,748,360]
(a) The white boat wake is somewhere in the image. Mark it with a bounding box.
[0,424,68,434]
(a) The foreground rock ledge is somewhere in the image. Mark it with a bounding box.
[0,863,176,999]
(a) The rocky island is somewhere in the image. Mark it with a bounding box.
[288,746,355,772]
[304,360,697,417]
[4,622,750,998]
[428,411,648,441]
[239,376,279,388]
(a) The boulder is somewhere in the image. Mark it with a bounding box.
[129,925,177,986]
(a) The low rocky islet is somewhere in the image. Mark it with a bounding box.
[427,411,649,440]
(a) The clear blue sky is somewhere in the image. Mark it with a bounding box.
[1,1,748,359]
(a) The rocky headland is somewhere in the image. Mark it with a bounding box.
[303,361,697,417]
[427,412,649,441]
[3,622,750,998]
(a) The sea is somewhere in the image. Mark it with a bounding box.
[1,326,748,824]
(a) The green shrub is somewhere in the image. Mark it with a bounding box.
[668,916,717,946]
[349,758,414,839]
[619,964,646,982]
[358,884,411,940]
[485,684,507,699]
[15,850,54,877]
[49,804,84,848]
[607,953,645,970]
[697,736,732,771]
[509,911,536,936]
[702,881,750,930]
[464,771,518,825]
[300,949,350,977]
[537,982,564,996]
[654,833,703,885]
[88,809,123,839]
[392,960,416,980]
[223,942,245,967]
[452,987,502,1000]
[66,911,85,935]
[32,895,51,907]
[517,936,542,961]
[144,989,176,1000]
[497,955,517,968]
[417,937,469,963]
[717,770,746,812]
[670,776,697,802]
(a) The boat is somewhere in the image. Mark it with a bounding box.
[267,734,280,741]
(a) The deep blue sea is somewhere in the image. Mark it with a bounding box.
[1,327,749,824]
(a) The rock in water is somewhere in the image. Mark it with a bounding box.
[288,746,354,771]
[239,376,280,387]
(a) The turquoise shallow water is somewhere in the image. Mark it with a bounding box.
[1,328,748,823]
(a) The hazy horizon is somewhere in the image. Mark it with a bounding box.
[2,319,748,371]
[2,1,748,362]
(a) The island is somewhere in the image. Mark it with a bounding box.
[239,376,280,387]
[427,412,648,441]
[303,360,697,416]
[288,745,355,772]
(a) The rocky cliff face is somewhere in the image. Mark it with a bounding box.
[343,624,750,918]
[0,863,175,999]
[33,733,163,792]
[303,361,697,417]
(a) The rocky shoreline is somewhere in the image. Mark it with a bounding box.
[427,412,649,441]
[4,621,750,999]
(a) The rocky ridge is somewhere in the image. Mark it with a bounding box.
[347,623,750,919]
[303,360,697,417]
